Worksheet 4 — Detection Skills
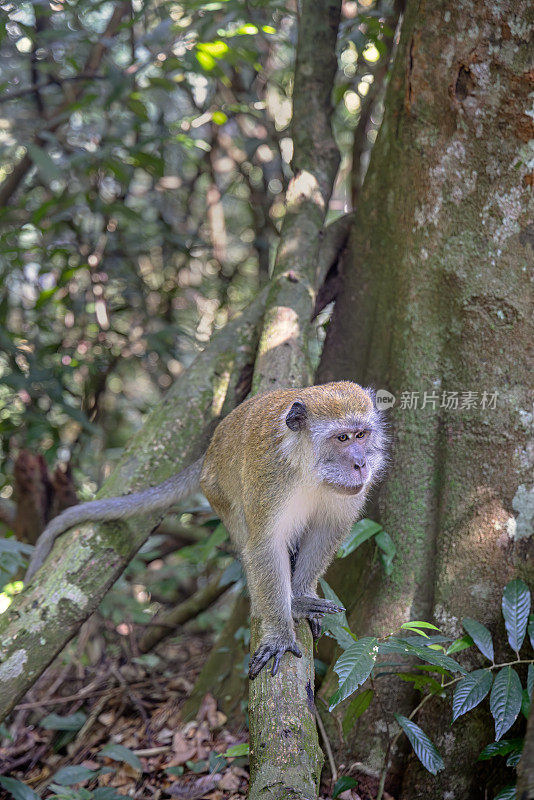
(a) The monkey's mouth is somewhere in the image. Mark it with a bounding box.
[324,482,364,496]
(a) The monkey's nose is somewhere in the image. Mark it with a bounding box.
[354,459,366,470]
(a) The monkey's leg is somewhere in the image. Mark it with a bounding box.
[291,525,347,639]
[243,537,302,679]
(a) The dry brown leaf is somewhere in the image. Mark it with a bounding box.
[217,771,240,792]
[230,766,249,779]
[167,773,222,799]
[170,731,197,765]
[168,677,193,693]
[196,694,222,730]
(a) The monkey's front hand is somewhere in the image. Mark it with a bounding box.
[248,633,302,679]
[291,596,345,618]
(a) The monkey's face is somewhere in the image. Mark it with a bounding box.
[283,386,388,495]
[312,427,377,495]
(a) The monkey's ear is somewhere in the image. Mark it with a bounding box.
[286,401,307,431]
[366,386,377,408]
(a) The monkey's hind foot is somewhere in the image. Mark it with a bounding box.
[291,595,345,618]
[248,635,302,679]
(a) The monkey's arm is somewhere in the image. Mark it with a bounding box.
[25,457,204,581]
[289,521,351,638]
[243,534,302,679]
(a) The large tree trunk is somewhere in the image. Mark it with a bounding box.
[318,0,533,796]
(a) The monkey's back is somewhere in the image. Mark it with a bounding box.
[199,390,294,541]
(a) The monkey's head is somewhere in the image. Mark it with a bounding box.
[283,381,387,495]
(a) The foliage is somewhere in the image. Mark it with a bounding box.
[0,537,32,591]
[0,0,394,500]
[329,579,532,799]
[336,517,396,575]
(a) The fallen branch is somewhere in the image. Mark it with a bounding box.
[139,574,233,653]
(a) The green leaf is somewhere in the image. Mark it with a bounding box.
[375,530,395,575]
[41,712,86,731]
[397,672,444,695]
[165,766,184,776]
[380,637,467,674]
[319,578,354,649]
[186,760,207,773]
[342,689,374,737]
[528,664,534,699]
[127,97,150,121]
[99,743,142,771]
[401,621,440,638]
[528,614,534,649]
[507,750,522,768]
[0,723,13,741]
[394,714,444,775]
[337,518,382,558]
[92,790,125,800]
[478,738,524,760]
[329,638,378,710]
[212,111,228,125]
[521,688,531,719]
[0,539,33,555]
[447,635,474,655]
[452,670,494,723]
[35,286,59,309]
[401,621,441,632]
[462,617,494,662]
[198,40,229,57]
[52,766,97,786]
[502,579,531,653]
[0,777,41,800]
[333,777,358,798]
[493,785,516,800]
[26,142,62,184]
[490,666,523,741]
[222,743,249,758]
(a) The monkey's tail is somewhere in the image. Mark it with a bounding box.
[26,457,204,581]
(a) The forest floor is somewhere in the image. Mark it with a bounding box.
[0,621,389,800]
[0,627,250,800]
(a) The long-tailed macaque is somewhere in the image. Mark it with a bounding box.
[27,382,387,678]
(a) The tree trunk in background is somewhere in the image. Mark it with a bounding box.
[318,0,533,796]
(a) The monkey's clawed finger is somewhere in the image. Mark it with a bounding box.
[291,596,345,618]
[248,639,302,679]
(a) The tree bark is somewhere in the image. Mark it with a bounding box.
[246,2,342,797]
[318,0,533,796]
[0,293,266,722]
[248,621,322,800]
[518,701,534,799]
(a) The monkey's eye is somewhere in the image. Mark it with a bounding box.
[337,434,349,442]
[355,431,366,439]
